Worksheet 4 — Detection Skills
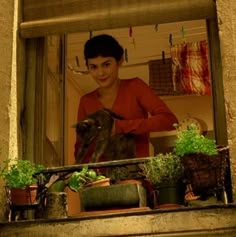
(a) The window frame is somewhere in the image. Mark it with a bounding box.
[21,1,228,174]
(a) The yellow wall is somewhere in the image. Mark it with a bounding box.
[216,0,236,200]
[0,0,15,221]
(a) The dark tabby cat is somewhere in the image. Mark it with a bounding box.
[75,108,136,163]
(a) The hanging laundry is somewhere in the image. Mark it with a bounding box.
[170,40,211,95]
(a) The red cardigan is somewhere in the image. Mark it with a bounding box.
[74,78,178,163]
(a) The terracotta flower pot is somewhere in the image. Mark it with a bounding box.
[116,179,142,185]
[84,178,110,188]
[9,185,38,205]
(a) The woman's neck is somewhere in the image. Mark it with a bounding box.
[98,79,121,98]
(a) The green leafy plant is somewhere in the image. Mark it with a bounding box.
[141,153,183,187]
[68,166,106,192]
[0,159,44,188]
[174,123,218,157]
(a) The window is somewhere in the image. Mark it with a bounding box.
[22,1,232,216]
[22,0,228,167]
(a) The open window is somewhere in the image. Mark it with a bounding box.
[26,20,227,166]
[66,19,216,156]
[21,0,231,215]
[22,1,227,168]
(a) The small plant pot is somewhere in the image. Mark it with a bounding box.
[8,185,38,206]
[80,183,147,211]
[154,181,186,208]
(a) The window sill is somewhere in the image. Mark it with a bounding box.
[1,204,236,237]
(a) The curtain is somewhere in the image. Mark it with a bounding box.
[170,40,211,95]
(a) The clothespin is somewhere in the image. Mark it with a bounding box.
[155,24,158,31]
[75,56,80,67]
[124,48,128,62]
[89,31,93,39]
[162,51,165,64]
[181,26,186,43]
[132,37,136,49]
[129,26,133,37]
[169,34,173,46]
[128,26,136,48]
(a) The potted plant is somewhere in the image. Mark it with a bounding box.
[42,166,109,217]
[67,166,109,192]
[173,123,227,199]
[141,152,185,208]
[68,166,148,211]
[0,159,44,205]
[174,123,218,157]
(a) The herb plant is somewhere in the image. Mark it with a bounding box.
[174,123,218,157]
[141,153,183,187]
[68,166,106,192]
[0,159,44,188]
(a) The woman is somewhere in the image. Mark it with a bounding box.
[74,34,178,163]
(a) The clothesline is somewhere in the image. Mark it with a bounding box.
[68,26,206,44]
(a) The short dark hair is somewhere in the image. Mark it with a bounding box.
[84,34,124,65]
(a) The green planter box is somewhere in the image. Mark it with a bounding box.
[80,183,147,211]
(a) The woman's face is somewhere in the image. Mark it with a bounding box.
[87,56,122,89]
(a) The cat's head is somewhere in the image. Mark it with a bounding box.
[75,118,101,142]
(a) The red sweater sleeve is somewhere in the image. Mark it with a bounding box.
[115,78,178,134]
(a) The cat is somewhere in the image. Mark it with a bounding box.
[75,108,136,163]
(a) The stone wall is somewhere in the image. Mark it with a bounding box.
[216,0,236,201]
[0,0,14,221]
[0,0,25,221]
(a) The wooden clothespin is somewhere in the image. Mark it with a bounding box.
[75,56,80,67]
[155,24,158,31]
[181,26,186,43]
[128,26,136,48]
[132,37,136,49]
[169,34,173,47]
[89,31,93,39]
[129,26,133,37]
[162,51,165,64]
